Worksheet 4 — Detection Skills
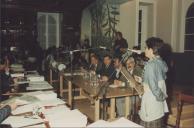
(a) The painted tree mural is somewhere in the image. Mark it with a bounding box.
[89,0,120,48]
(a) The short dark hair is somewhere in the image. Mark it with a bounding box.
[116,31,122,37]
[103,54,112,59]
[145,37,164,55]
[113,56,122,62]
[91,54,99,60]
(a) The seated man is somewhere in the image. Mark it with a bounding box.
[113,57,130,117]
[114,56,143,118]
[0,65,11,101]
[99,54,115,81]
[125,56,143,83]
[89,54,102,75]
[125,56,143,120]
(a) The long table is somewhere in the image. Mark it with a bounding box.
[59,72,138,121]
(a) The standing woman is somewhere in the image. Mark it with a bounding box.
[139,37,169,128]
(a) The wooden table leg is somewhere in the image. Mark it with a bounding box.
[125,96,130,118]
[110,98,116,120]
[68,81,72,107]
[49,69,52,84]
[95,99,100,121]
[59,75,63,98]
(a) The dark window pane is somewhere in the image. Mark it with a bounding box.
[185,18,194,34]
[185,35,194,50]
[186,3,194,17]
[138,33,141,46]
[139,10,142,20]
[138,21,142,32]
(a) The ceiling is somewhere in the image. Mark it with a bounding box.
[1,0,95,12]
[1,0,95,28]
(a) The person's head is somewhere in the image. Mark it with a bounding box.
[103,54,112,66]
[125,56,136,71]
[113,57,122,69]
[90,54,99,65]
[145,37,164,59]
[115,31,123,40]
[90,52,95,58]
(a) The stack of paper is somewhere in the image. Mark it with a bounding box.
[87,117,143,127]
[12,98,65,115]
[37,98,65,106]
[27,81,53,90]
[10,64,23,69]
[44,108,87,127]
[27,76,45,82]
[11,103,37,115]
[24,91,57,101]
[26,70,39,75]
[10,73,24,78]
[11,67,25,72]
[14,99,30,106]
[2,116,44,127]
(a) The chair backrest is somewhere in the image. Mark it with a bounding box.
[175,92,194,128]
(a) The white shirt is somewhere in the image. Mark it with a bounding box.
[139,80,169,122]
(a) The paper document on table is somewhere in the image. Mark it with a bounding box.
[42,105,70,115]
[11,103,37,115]
[45,109,87,127]
[87,120,110,127]
[27,76,45,82]
[37,98,66,107]
[10,73,24,78]
[25,91,57,101]
[110,117,143,127]
[29,81,49,85]
[2,116,44,128]
[11,68,25,72]
[14,99,30,106]
[12,98,65,115]
[10,64,23,68]
[87,117,143,127]
[26,70,39,75]
[27,81,53,91]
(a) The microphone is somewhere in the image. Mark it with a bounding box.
[50,60,66,71]
[57,64,66,71]
[127,49,142,54]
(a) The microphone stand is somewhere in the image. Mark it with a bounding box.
[70,51,74,110]
[95,49,134,120]
[102,84,108,120]
[62,47,100,110]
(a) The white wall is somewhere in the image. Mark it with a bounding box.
[119,0,139,49]
[81,0,194,52]
[156,0,194,52]
[156,0,173,49]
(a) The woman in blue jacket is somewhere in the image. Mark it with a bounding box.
[139,37,169,128]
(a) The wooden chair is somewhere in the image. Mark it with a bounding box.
[175,92,194,128]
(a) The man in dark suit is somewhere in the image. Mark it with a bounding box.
[113,56,130,117]
[89,54,102,75]
[100,54,115,81]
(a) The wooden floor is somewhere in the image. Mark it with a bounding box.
[74,98,95,122]
[166,85,194,127]
[60,84,194,126]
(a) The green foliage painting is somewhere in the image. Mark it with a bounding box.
[89,0,120,48]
